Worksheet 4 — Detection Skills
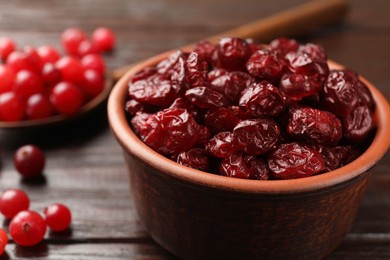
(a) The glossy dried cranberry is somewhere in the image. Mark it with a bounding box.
[184,52,208,87]
[280,72,323,100]
[268,142,325,179]
[239,81,288,117]
[138,108,202,155]
[205,131,236,158]
[207,68,227,81]
[168,97,199,119]
[269,37,299,57]
[193,41,215,65]
[204,107,240,134]
[321,70,359,117]
[185,86,229,109]
[214,37,251,71]
[285,52,329,81]
[128,74,177,107]
[246,50,285,81]
[196,126,211,144]
[125,99,145,116]
[130,112,150,135]
[130,67,157,83]
[287,107,342,146]
[232,119,280,155]
[315,145,359,172]
[228,106,253,120]
[157,51,188,78]
[177,148,209,171]
[342,105,374,144]
[210,71,254,103]
[220,152,269,180]
[298,43,327,62]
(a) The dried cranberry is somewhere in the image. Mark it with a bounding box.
[228,106,253,120]
[193,41,215,65]
[321,70,359,117]
[239,81,288,117]
[210,71,254,103]
[125,99,145,116]
[342,105,374,144]
[280,72,323,100]
[138,108,202,155]
[205,131,236,158]
[185,86,229,109]
[316,145,359,172]
[268,142,325,179]
[220,152,269,180]
[196,126,211,144]
[232,119,280,155]
[128,74,177,107]
[246,50,285,81]
[168,97,199,119]
[204,107,240,134]
[157,51,188,78]
[184,52,208,87]
[298,43,327,62]
[214,37,251,71]
[287,107,342,146]
[130,67,157,83]
[177,148,209,171]
[269,37,299,57]
[130,112,150,135]
[207,68,227,81]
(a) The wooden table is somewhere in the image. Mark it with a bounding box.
[0,0,389,259]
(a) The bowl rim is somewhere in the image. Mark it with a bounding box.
[108,50,390,194]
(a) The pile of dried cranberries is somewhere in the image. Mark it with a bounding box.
[125,37,376,180]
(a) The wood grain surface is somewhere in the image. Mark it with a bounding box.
[0,0,389,259]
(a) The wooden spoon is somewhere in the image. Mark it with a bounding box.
[0,0,347,130]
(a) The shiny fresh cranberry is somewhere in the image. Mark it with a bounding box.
[10,210,47,246]
[77,40,99,57]
[220,152,269,180]
[37,45,61,64]
[185,86,229,109]
[239,81,288,117]
[177,148,209,171]
[246,50,285,81]
[205,131,236,158]
[41,63,62,88]
[214,37,251,71]
[50,82,84,116]
[287,107,342,146]
[81,54,105,76]
[268,142,325,179]
[61,27,88,56]
[13,70,44,100]
[0,189,30,219]
[92,27,116,52]
[44,203,72,232]
[81,69,105,98]
[204,107,240,134]
[0,228,8,255]
[55,56,84,84]
[129,74,177,107]
[26,94,54,120]
[6,51,36,73]
[14,144,45,178]
[138,108,203,155]
[232,119,280,155]
[23,46,44,74]
[0,37,16,60]
[0,65,16,94]
[210,71,254,103]
[342,105,374,143]
[269,37,299,57]
[0,92,26,121]
[321,70,359,117]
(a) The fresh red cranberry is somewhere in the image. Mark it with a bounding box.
[342,105,374,144]
[81,69,105,98]
[0,65,16,94]
[77,40,99,57]
[50,82,84,116]
[268,142,325,179]
[269,37,299,57]
[138,108,203,155]
[13,70,45,100]
[205,131,236,158]
[0,92,26,121]
[41,63,62,88]
[214,37,251,71]
[0,228,8,255]
[204,107,240,134]
[37,45,61,64]
[0,37,16,60]
[14,144,45,178]
[92,27,116,52]
[177,148,209,171]
[0,189,30,219]
[10,210,47,246]
[220,152,269,180]
[232,119,280,155]
[22,46,44,74]
[44,203,72,232]
[6,51,35,73]
[287,107,342,146]
[61,27,88,55]
[246,50,285,81]
[239,81,288,117]
[185,86,229,109]
[55,56,84,84]
[81,54,105,76]
[26,94,54,120]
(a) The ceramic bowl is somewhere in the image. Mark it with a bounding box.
[108,50,390,260]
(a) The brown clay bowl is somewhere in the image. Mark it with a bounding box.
[108,50,390,260]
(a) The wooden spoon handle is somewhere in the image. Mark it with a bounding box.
[112,0,348,81]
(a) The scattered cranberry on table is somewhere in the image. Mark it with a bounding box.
[44,203,72,232]
[9,210,47,246]
[0,189,30,219]
[0,228,7,255]
[0,27,115,122]
[125,37,376,180]
[14,144,45,178]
